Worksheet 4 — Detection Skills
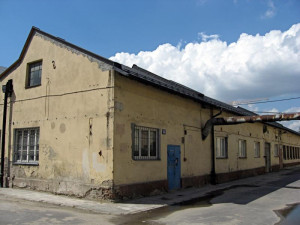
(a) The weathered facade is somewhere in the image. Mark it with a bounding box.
[0,27,299,199]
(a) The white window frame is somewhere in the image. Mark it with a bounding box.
[14,127,39,165]
[132,124,160,160]
[254,142,260,158]
[215,137,227,158]
[238,139,247,158]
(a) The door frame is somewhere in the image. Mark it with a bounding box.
[264,142,271,172]
[167,145,181,190]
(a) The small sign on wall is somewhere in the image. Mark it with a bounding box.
[162,129,166,135]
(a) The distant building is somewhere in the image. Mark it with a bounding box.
[0,27,299,199]
[0,66,6,74]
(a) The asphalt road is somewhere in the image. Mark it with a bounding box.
[0,194,116,225]
[0,167,299,225]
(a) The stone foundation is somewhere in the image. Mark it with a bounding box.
[283,162,300,168]
[216,167,266,183]
[181,174,210,188]
[11,177,114,200]
[113,180,168,200]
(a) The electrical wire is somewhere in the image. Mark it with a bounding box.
[233,96,300,106]
[252,111,300,114]
[0,86,113,105]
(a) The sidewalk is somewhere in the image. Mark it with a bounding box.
[0,166,299,216]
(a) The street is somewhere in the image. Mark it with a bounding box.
[0,167,299,225]
[0,195,115,225]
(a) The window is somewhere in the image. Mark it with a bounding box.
[283,145,287,160]
[27,61,42,87]
[14,128,39,164]
[274,144,279,157]
[238,139,247,158]
[215,137,227,158]
[254,142,260,158]
[132,124,160,160]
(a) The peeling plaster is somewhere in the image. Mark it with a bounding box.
[92,152,106,172]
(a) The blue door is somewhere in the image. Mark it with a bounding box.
[167,145,181,190]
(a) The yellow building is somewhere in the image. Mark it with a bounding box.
[0,27,299,199]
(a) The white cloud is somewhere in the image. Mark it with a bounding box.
[110,23,300,103]
[262,0,276,19]
[196,0,208,6]
[198,32,220,42]
[284,107,300,113]
[280,121,300,132]
[245,105,300,132]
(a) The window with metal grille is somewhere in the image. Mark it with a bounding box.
[238,139,247,158]
[14,128,39,164]
[254,142,260,158]
[132,124,160,160]
[27,61,42,87]
[215,137,227,158]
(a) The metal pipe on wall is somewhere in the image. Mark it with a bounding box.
[0,79,13,188]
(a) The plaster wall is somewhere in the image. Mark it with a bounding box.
[113,74,212,187]
[0,32,114,197]
[214,118,300,174]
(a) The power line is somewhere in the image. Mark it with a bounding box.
[233,96,300,106]
[253,111,300,114]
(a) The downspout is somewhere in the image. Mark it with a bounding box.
[0,79,13,188]
[209,109,222,185]
[202,113,300,141]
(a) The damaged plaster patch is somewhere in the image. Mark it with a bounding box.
[115,101,124,111]
[35,32,113,71]
[92,152,106,172]
[45,146,57,160]
[116,123,125,136]
[59,123,66,133]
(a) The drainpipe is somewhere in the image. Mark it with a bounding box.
[0,79,13,188]
[209,109,222,185]
[202,113,300,141]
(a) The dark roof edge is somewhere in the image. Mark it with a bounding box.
[1,27,299,136]
[0,26,119,79]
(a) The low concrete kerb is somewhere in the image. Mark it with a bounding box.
[0,166,299,216]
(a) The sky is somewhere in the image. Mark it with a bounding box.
[0,0,300,131]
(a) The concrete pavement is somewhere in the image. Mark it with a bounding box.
[0,166,299,217]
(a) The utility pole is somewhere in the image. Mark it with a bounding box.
[0,79,13,188]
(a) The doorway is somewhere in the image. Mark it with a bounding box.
[265,142,271,172]
[167,145,181,190]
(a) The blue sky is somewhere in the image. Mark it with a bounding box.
[0,0,300,130]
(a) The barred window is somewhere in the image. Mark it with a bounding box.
[132,124,160,160]
[215,137,227,158]
[14,128,39,164]
[238,139,247,158]
[254,142,260,158]
[27,61,42,87]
